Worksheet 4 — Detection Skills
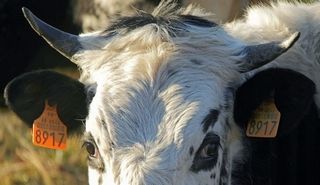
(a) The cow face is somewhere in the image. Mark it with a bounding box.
[76,19,244,183]
[11,1,299,185]
[81,46,242,185]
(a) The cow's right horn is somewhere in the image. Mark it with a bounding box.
[22,7,82,63]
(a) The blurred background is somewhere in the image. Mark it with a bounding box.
[0,0,316,184]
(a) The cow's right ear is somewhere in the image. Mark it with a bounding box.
[4,70,88,132]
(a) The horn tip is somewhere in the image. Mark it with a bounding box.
[21,7,81,62]
[21,7,28,13]
[22,7,32,20]
[21,7,40,34]
[281,32,300,49]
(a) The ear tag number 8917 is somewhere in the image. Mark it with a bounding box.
[246,98,281,138]
[32,101,67,150]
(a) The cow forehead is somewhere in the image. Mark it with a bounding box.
[75,16,244,83]
[85,52,232,149]
[80,7,243,157]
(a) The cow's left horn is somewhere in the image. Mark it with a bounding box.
[22,7,82,62]
[240,32,300,72]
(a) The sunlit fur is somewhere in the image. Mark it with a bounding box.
[71,1,320,185]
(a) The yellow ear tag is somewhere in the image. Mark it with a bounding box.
[246,98,281,138]
[32,101,67,150]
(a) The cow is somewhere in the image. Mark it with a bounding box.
[4,1,320,185]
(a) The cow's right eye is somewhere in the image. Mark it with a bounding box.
[82,141,97,158]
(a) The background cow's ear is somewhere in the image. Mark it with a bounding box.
[234,68,315,138]
[4,70,88,133]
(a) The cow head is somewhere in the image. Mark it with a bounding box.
[5,1,302,185]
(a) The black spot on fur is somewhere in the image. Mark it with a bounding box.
[202,109,220,132]
[189,146,194,156]
[190,59,203,65]
[210,173,216,179]
[98,175,103,185]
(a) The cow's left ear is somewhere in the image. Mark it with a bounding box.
[4,70,88,132]
[234,68,315,138]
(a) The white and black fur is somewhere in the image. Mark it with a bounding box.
[77,2,320,184]
[4,1,320,185]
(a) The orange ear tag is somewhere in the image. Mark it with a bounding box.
[246,98,281,138]
[32,101,67,150]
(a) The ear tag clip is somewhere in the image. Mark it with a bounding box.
[246,98,281,138]
[32,101,67,150]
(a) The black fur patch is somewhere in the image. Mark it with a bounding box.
[105,13,162,33]
[210,173,215,179]
[189,146,194,156]
[179,15,217,27]
[202,109,220,132]
[103,12,216,37]
[190,59,203,65]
